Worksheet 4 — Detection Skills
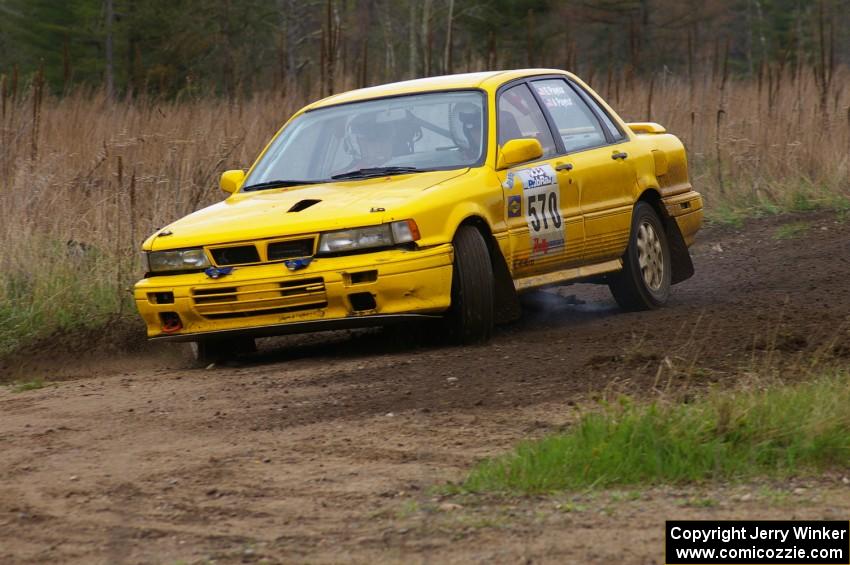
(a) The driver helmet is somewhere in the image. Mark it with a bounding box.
[449,102,483,156]
[344,112,392,160]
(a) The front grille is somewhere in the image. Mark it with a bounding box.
[191,277,326,319]
[268,238,314,261]
[207,236,316,267]
[280,277,324,296]
[193,287,237,304]
[210,245,260,266]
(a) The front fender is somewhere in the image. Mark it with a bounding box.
[400,167,506,249]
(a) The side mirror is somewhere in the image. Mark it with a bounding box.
[497,138,543,170]
[219,170,245,194]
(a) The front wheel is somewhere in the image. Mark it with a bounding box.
[189,336,256,367]
[444,226,494,344]
[608,201,672,311]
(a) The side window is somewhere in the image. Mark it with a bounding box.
[530,79,608,153]
[498,83,556,159]
[569,81,625,142]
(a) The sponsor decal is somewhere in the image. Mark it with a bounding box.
[508,195,522,217]
[506,164,565,257]
[534,82,576,110]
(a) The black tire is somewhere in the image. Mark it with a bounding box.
[608,201,672,311]
[189,336,256,366]
[444,225,495,344]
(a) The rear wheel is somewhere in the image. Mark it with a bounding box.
[444,225,494,344]
[609,201,671,311]
[189,336,256,367]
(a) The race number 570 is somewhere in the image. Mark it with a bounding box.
[527,192,562,232]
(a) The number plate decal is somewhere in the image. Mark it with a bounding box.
[508,164,564,257]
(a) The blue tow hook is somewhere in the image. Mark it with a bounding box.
[204,266,234,279]
[284,257,313,271]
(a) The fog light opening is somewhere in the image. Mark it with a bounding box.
[348,292,377,312]
[159,312,183,333]
[149,291,174,304]
[347,270,378,285]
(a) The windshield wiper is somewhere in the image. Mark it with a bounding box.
[331,166,424,180]
[242,179,320,192]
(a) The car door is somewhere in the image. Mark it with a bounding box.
[495,82,583,278]
[528,78,637,265]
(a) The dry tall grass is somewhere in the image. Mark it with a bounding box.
[610,68,850,217]
[0,89,302,353]
[0,68,848,354]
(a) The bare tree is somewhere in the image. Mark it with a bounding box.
[377,0,396,80]
[321,0,341,96]
[812,0,835,121]
[408,0,418,78]
[104,0,114,99]
[422,0,433,76]
[444,0,455,74]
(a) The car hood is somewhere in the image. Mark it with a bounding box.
[146,169,468,250]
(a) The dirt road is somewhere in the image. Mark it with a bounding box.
[2,211,849,564]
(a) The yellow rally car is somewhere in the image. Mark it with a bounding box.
[135,69,703,363]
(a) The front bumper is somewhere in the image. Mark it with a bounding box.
[134,244,454,341]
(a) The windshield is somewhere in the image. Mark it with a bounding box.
[243,90,486,187]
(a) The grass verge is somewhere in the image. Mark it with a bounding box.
[10,379,45,393]
[463,373,850,493]
[0,239,135,357]
[773,222,810,240]
[705,183,850,228]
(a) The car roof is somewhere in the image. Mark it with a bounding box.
[306,68,571,110]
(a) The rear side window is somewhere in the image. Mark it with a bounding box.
[569,81,625,142]
[530,79,607,153]
[498,83,557,159]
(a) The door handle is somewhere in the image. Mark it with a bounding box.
[611,151,628,160]
[555,162,573,171]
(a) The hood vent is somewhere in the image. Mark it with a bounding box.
[288,199,321,213]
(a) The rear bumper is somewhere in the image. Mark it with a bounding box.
[134,244,454,340]
[663,190,704,246]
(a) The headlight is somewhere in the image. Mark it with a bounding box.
[318,220,420,254]
[146,248,211,273]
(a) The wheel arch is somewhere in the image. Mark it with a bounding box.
[636,188,694,285]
